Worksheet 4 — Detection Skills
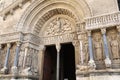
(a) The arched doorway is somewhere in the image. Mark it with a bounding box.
[15,0,92,80]
[43,43,76,80]
[40,14,78,80]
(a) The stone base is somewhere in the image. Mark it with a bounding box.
[0,67,8,74]
[76,69,120,80]
[112,59,120,69]
[95,60,106,70]
[77,74,120,80]
[10,78,18,80]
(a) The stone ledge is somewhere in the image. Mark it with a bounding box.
[0,74,39,79]
[85,11,120,30]
[0,32,23,44]
[76,69,120,75]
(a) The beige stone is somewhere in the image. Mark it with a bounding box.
[0,0,120,80]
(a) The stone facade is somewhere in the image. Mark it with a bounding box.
[0,0,120,80]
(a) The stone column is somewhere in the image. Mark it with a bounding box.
[1,43,11,74]
[11,42,21,74]
[101,28,111,68]
[80,40,83,64]
[72,40,80,66]
[56,44,61,80]
[87,31,96,69]
[39,45,46,80]
[117,25,120,35]
[0,45,2,68]
[23,46,29,68]
[20,45,32,80]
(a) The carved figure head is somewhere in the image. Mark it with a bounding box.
[94,33,101,42]
[111,33,116,40]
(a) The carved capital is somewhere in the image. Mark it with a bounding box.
[39,45,45,51]
[56,43,61,53]
[87,30,92,37]
[24,43,30,48]
[101,28,106,34]
[16,41,22,47]
[7,43,11,48]
[117,25,120,33]
[72,40,79,47]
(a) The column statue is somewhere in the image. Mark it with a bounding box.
[21,47,32,75]
[93,34,103,61]
[110,33,120,59]
[25,48,32,68]
[83,35,89,63]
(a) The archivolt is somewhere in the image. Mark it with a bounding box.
[16,0,92,34]
[34,8,76,35]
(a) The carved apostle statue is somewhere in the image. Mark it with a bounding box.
[110,33,120,59]
[93,34,103,61]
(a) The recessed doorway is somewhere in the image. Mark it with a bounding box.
[43,45,57,80]
[42,43,76,80]
[60,43,76,80]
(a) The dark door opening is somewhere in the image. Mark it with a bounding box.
[43,45,57,80]
[60,43,76,80]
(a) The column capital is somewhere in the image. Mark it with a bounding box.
[101,28,106,34]
[117,25,120,32]
[39,45,45,51]
[16,41,22,47]
[87,30,92,37]
[72,40,79,47]
[7,43,11,48]
[56,43,61,53]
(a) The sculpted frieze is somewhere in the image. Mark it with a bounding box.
[40,33,75,45]
[44,17,73,36]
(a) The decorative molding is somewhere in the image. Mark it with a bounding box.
[40,33,76,45]
[23,33,40,45]
[85,12,120,30]
[0,32,23,44]
[0,0,32,20]
[16,0,91,34]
